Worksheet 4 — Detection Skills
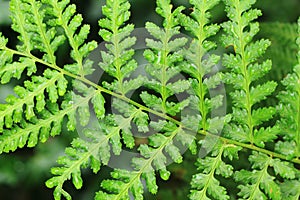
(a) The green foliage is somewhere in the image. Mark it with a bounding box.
[178,0,225,133]
[98,0,144,95]
[190,136,241,200]
[276,18,300,160]
[221,0,279,147]
[0,0,299,200]
[259,22,298,83]
[0,69,68,152]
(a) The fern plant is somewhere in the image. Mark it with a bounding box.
[0,0,299,199]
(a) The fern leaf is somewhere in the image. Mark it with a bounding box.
[11,0,66,63]
[0,0,300,200]
[98,0,144,95]
[234,151,296,199]
[221,0,278,147]
[46,107,142,200]
[45,0,151,198]
[0,69,66,121]
[0,37,36,84]
[178,0,227,136]
[0,90,96,154]
[190,136,241,200]
[0,69,69,152]
[9,0,34,52]
[95,124,195,200]
[142,0,189,116]
[45,0,97,76]
[175,1,238,199]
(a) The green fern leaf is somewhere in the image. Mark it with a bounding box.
[45,0,97,76]
[11,0,66,63]
[98,0,144,95]
[0,93,87,153]
[190,136,241,200]
[178,0,226,136]
[46,108,141,199]
[234,151,296,199]
[222,0,278,146]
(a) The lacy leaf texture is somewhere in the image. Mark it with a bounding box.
[0,0,299,199]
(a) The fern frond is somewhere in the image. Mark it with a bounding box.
[46,109,141,200]
[0,31,36,85]
[221,0,279,147]
[190,136,241,200]
[176,1,238,198]
[142,0,190,116]
[95,124,194,200]
[0,94,90,155]
[10,0,66,63]
[98,0,144,95]
[0,69,68,152]
[219,1,299,199]
[0,0,69,140]
[234,151,296,199]
[45,0,97,76]
[10,0,34,53]
[1,2,107,190]
[276,17,300,159]
[0,53,36,85]
[178,0,227,134]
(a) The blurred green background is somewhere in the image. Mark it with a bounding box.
[0,0,299,199]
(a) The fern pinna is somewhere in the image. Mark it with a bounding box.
[0,0,299,200]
